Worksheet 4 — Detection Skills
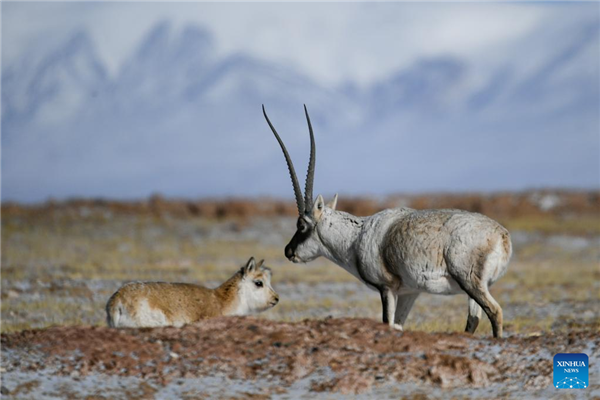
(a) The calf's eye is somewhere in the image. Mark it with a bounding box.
[254,280,263,288]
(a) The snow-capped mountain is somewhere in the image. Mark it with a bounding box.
[2,31,108,132]
[2,20,598,202]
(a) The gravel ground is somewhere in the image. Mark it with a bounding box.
[2,317,599,399]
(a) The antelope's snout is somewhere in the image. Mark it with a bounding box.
[271,294,279,306]
[285,244,303,263]
[285,243,295,260]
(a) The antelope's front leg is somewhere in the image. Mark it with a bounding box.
[393,293,420,331]
[379,288,400,329]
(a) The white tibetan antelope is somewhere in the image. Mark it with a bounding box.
[106,257,279,328]
[263,105,511,338]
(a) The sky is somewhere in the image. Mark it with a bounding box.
[2,2,599,202]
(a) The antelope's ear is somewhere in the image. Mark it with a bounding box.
[326,194,338,210]
[312,194,325,220]
[257,259,265,268]
[243,257,256,275]
[262,266,272,280]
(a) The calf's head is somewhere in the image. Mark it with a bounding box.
[239,257,279,312]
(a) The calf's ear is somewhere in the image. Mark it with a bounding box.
[262,267,272,280]
[243,257,256,275]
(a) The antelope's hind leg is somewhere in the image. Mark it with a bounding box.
[459,283,503,338]
[465,296,482,334]
[448,247,504,338]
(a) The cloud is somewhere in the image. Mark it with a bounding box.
[4,2,591,86]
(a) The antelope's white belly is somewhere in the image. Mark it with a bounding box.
[116,299,172,328]
[399,270,464,295]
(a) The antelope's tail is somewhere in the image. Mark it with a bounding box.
[106,295,123,328]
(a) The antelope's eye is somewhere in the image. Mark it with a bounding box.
[298,220,309,232]
[254,280,263,288]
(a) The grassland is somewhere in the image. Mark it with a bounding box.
[2,194,599,335]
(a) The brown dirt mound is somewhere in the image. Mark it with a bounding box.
[2,318,597,395]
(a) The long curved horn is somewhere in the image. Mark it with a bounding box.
[303,105,316,210]
[263,105,305,215]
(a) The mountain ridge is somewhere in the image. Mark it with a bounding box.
[2,21,598,202]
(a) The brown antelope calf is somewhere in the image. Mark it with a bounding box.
[106,257,279,328]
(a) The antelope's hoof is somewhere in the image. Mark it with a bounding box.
[392,324,403,331]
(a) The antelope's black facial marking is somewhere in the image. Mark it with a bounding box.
[284,216,315,260]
